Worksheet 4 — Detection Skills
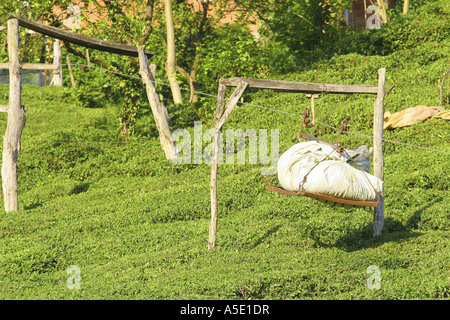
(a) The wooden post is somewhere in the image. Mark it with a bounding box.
[66,54,76,87]
[51,39,63,86]
[208,83,226,251]
[373,68,386,236]
[214,82,227,123]
[85,49,91,71]
[439,69,450,105]
[208,80,248,250]
[2,18,26,212]
[150,64,157,83]
[137,46,178,161]
[9,14,154,58]
[306,93,319,125]
[403,0,409,14]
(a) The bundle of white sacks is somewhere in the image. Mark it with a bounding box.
[277,141,383,201]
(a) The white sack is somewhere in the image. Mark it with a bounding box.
[277,141,383,201]
[342,145,373,173]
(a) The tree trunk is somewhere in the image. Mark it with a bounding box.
[165,0,183,104]
[139,0,155,46]
[403,0,409,14]
[188,53,200,103]
[376,0,388,23]
[386,0,396,9]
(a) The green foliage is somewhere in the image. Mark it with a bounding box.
[332,0,450,56]
[196,23,270,95]
[0,0,449,300]
[0,0,74,62]
[237,0,347,73]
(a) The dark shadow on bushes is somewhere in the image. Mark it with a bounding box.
[24,202,43,210]
[69,183,91,195]
[314,197,443,252]
[251,224,283,249]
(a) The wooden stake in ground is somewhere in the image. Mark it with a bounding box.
[66,54,76,87]
[2,19,26,212]
[51,39,63,86]
[85,49,91,71]
[208,80,248,250]
[439,69,450,105]
[373,68,386,236]
[138,46,178,161]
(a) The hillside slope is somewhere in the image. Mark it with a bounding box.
[0,2,448,300]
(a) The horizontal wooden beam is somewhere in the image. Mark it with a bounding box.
[0,63,59,70]
[8,14,154,58]
[0,105,8,112]
[265,185,379,207]
[22,63,59,70]
[221,77,378,94]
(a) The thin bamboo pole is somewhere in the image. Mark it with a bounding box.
[373,68,386,236]
[66,54,76,87]
[208,80,248,250]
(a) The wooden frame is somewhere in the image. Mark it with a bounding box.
[0,63,59,70]
[137,46,177,160]
[208,69,386,250]
[1,16,170,212]
[8,14,153,58]
[265,185,380,207]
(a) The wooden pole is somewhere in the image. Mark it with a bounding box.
[208,80,248,250]
[208,128,221,251]
[164,0,183,104]
[208,84,226,251]
[66,54,76,87]
[439,69,450,105]
[221,77,378,94]
[373,68,386,236]
[306,94,318,125]
[137,46,178,161]
[364,0,367,28]
[85,49,91,71]
[2,19,26,212]
[403,0,409,14]
[1,63,58,70]
[214,82,227,123]
[52,39,63,86]
[9,14,154,58]
[150,64,157,83]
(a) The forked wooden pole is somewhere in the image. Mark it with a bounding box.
[2,19,26,212]
[137,46,178,161]
[208,83,226,251]
[373,68,386,236]
[208,80,248,250]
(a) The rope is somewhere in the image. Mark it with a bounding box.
[62,63,450,155]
